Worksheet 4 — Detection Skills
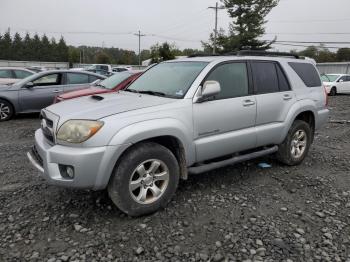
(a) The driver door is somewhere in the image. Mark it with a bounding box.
[19,73,64,112]
[193,61,257,162]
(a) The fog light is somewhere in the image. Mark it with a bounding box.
[59,165,75,179]
[66,166,74,178]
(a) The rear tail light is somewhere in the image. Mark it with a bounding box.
[323,86,328,107]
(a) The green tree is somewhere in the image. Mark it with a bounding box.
[95,51,110,64]
[68,47,80,64]
[41,34,51,61]
[32,34,42,61]
[336,48,350,62]
[0,30,12,60]
[22,33,32,61]
[57,36,69,62]
[12,33,23,60]
[204,0,279,53]
[150,42,176,63]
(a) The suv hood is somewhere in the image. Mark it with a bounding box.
[46,91,177,121]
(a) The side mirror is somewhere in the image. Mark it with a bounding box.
[195,80,221,103]
[25,82,35,88]
[339,79,344,83]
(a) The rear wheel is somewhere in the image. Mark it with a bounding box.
[277,120,312,166]
[108,142,179,216]
[0,99,14,122]
[330,87,337,96]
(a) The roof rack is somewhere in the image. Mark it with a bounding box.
[234,50,300,59]
[188,50,300,59]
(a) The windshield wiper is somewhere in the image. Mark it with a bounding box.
[138,90,166,97]
[124,89,140,93]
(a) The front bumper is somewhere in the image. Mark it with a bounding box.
[27,129,130,190]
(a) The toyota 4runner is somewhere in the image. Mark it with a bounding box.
[28,51,329,216]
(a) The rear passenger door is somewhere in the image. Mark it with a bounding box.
[250,61,297,147]
[193,61,257,162]
[63,72,92,92]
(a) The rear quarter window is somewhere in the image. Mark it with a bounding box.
[288,62,321,87]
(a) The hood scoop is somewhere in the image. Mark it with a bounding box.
[91,95,104,101]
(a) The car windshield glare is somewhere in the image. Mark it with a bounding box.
[98,72,132,89]
[322,74,340,82]
[126,62,208,98]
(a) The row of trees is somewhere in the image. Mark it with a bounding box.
[295,46,350,63]
[0,31,69,62]
[0,30,203,65]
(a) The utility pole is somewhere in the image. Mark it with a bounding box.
[208,2,225,54]
[134,30,146,66]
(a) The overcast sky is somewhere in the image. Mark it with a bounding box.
[1,0,350,52]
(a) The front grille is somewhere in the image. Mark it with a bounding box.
[31,146,43,168]
[40,112,55,144]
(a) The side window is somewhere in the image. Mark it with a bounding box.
[288,62,322,87]
[339,76,347,82]
[14,70,32,79]
[89,75,100,83]
[276,64,291,92]
[33,74,61,86]
[346,76,350,82]
[251,61,279,94]
[0,70,13,78]
[206,62,249,100]
[66,73,90,84]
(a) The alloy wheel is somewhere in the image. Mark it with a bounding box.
[129,159,169,205]
[0,103,10,120]
[290,130,307,159]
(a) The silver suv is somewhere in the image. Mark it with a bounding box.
[28,51,329,216]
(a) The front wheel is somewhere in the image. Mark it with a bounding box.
[277,120,312,166]
[108,142,179,216]
[330,87,337,96]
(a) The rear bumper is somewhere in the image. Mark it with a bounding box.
[27,129,130,190]
[316,108,329,130]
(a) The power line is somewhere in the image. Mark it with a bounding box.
[266,32,350,36]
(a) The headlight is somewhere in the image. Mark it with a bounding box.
[57,120,104,143]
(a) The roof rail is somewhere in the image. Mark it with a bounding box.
[187,53,220,58]
[187,50,300,59]
[235,50,300,59]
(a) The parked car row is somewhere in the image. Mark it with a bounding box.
[25,51,329,216]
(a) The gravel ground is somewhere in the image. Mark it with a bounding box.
[0,96,350,262]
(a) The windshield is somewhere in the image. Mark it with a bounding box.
[97,72,133,89]
[126,62,208,98]
[321,74,340,82]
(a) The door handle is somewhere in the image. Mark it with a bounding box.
[283,94,293,101]
[242,99,255,107]
[53,90,60,93]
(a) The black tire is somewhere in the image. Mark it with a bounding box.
[0,99,14,122]
[277,120,312,166]
[330,87,337,96]
[108,142,180,217]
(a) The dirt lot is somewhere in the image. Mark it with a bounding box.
[0,96,349,262]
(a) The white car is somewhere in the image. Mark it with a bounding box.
[321,74,350,96]
[0,67,35,85]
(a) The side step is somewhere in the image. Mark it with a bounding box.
[188,146,278,175]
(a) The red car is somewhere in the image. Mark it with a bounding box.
[54,70,143,103]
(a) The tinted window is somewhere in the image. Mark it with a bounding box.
[33,74,61,86]
[206,62,249,100]
[89,75,100,82]
[276,65,291,91]
[346,76,350,82]
[289,62,321,87]
[14,70,33,79]
[66,73,90,84]
[0,70,13,78]
[251,62,279,94]
[339,76,347,82]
